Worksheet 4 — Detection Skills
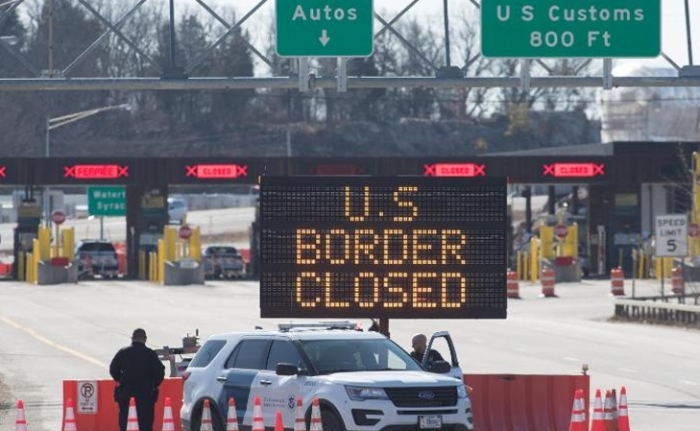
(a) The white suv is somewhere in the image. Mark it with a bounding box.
[181,322,474,431]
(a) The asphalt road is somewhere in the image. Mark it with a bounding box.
[0,278,697,431]
[0,208,255,252]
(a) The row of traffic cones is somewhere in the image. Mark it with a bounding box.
[14,398,77,431]
[569,386,631,431]
[14,394,325,431]
[198,395,324,431]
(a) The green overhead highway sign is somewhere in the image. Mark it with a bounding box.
[275,0,374,57]
[88,186,126,217]
[481,0,661,58]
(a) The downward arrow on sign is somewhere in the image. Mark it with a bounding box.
[319,29,330,46]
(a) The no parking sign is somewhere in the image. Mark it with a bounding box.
[77,380,98,414]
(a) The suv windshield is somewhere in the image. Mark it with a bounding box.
[78,242,116,252]
[300,338,422,375]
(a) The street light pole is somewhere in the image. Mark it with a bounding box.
[43,104,130,227]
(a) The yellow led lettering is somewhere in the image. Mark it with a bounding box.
[344,186,371,222]
[325,273,350,307]
[441,229,467,264]
[441,273,467,308]
[325,229,349,264]
[295,228,321,264]
[383,229,408,265]
[412,229,437,265]
[412,272,437,308]
[295,272,322,307]
[354,229,380,264]
[383,272,408,308]
[392,186,418,222]
[354,272,379,307]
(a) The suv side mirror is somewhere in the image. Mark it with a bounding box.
[428,360,451,374]
[276,363,299,376]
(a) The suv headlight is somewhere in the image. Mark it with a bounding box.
[457,384,469,399]
[345,386,389,401]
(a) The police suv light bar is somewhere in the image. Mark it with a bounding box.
[277,321,359,332]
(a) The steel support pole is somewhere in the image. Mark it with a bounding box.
[443,0,451,67]
[43,117,51,227]
[684,0,694,65]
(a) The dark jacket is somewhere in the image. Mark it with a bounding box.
[410,349,445,367]
[110,342,165,397]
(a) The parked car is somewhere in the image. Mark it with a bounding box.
[168,197,188,225]
[202,245,245,279]
[75,239,119,279]
[180,322,474,431]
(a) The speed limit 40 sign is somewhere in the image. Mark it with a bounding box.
[655,214,688,257]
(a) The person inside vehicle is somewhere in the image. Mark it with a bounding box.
[410,333,444,367]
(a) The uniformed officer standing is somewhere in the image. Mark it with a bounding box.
[110,328,165,431]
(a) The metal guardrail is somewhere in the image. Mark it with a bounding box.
[614,294,700,327]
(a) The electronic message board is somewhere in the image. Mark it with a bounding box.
[259,176,508,319]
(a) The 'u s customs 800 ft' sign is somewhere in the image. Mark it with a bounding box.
[481,0,660,58]
[259,176,508,319]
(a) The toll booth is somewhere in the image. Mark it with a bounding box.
[13,200,41,281]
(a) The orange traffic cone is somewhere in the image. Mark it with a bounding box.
[226,398,239,431]
[609,389,619,431]
[590,389,605,431]
[252,396,264,431]
[162,397,175,431]
[603,390,614,431]
[568,389,586,431]
[294,398,305,431]
[201,400,214,431]
[15,400,27,431]
[617,387,630,431]
[64,398,78,431]
[126,398,139,431]
[275,410,284,431]
[310,397,323,431]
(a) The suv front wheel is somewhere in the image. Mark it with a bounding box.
[320,410,345,431]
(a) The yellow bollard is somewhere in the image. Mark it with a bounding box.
[38,227,51,262]
[164,227,177,263]
[540,226,555,260]
[31,238,41,283]
[62,227,75,259]
[137,250,147,280]
[563,223,578,258]
[190,226,201,261]
[25,253,31,283]
[516,250,522,280]
[17,252,25,282]
[157,239,165,284]
[530,237,540,282]
[26,253,34,283]
[523,252,530,281]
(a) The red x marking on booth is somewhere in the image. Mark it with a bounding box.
[424,163,486,177]
[186,164,248,179]
[64,164,129,179]
[0,166,6,178]
[543,163,605,178]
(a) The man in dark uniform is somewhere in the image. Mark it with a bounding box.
[410,333,444,368]
[110,328,165,431]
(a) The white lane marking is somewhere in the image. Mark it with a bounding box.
[618,368,638,373]
[0,316,108,369]
[681,380,698,386]
[564,357,580,362]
